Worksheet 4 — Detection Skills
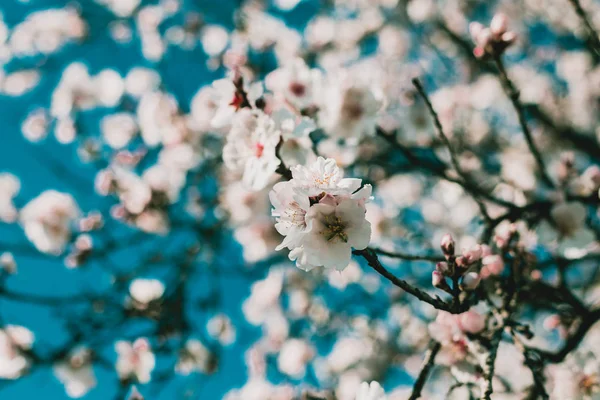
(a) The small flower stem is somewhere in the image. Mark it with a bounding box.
[409,340,441,400]
[481,328,503,400]
[492,56,555,188]
[373,247,444,262]
[354,248,470,313]
[567,0,600,60]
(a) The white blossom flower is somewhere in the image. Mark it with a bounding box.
[128,278,165,308]
[356,381,387,400]
[0,173,20,223]
[115,338,155,383]
[266,58,323,110]
[101,113,138,149]
[270,157,372,271]
[277,339,314,378]
[20,190,80,255]
[211,75,263,128]
[223,109,281,191]
[53,347,96,398]
[176,339,214,375]
[318,75,383,141]
[0,325,34,380]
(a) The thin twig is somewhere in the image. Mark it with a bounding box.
[493,56,555,188]
[412,78,491,222]
[354,248,470,313]
[567,0,600,60]
[409,340,441,400]
[481,328,503,400]
[373,247,444,262]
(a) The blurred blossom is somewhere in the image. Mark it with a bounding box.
[20,190,80,255]
[0,325,34,379]
[115,338,155,383]
[53,347,96,398]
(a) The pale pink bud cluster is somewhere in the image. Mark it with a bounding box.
[469,13,517,58]
[433,236,504,293]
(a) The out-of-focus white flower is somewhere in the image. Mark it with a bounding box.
[318,73,383,141]
[242,269,284,325]
[96,0,141,17]
[223,109,281,191]
[266,58,323,111]
[129,278,165,308]
[356,381,387,400]
[469,13,517,58]
[211,75,263,128]
[137,91,187,147]
[20,190,80,255]
[115,338,155,383]
[277,338,314,378]
[176,339,214,375]
[428,311,485,366]
[0,252,16,274]
[207,314,236,345]
[53,347,96,398]
[125,67,161,98]
[0,173,20,223]
[223,378,294,400]
[101,113,138,149]
[0,325,34,380]
[201,25,229,57]
[22,108,49,142]
[548,352,600,399]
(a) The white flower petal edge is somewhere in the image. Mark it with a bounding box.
[356,381,387,400]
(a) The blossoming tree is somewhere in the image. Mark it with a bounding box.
[1,0,600,399]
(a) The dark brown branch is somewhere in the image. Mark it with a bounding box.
[493,56,554,188]
[567,0,600,60]
[481,328,503,400]
[373,247,444,262]
[409,340,441,400]
[354,248,470,313]
[412,78,491,222]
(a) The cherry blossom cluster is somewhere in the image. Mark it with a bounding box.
[270,157,373,271]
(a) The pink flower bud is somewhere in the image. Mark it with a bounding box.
[480,244,493,257]
[543,315,561,331]
[584,165,600,186]
[455,256,466,268]
[440,234,455,255]
[501,31,517,45]
[482,255,504,275]
[490,13,508,36]
[435,262,450,275]
[432,270,445,287]
[461,272,481,291]
[469,22,484,41]
[128,386,144,400]
[462,244,483,264]
[458,310,485,333]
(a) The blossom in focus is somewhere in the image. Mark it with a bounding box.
[20,190,81,255]
[223,109,281,191]
[356,381,387,400]
[115,338,155,383]
[53,347,96,398]
[469,13,517,58]
[270,157,372,271]
[0,325,34,379]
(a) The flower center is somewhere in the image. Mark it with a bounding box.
[289,82,306,97]
[230,91,245,110]
[322,214,348,243]
[255,143,265,158]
